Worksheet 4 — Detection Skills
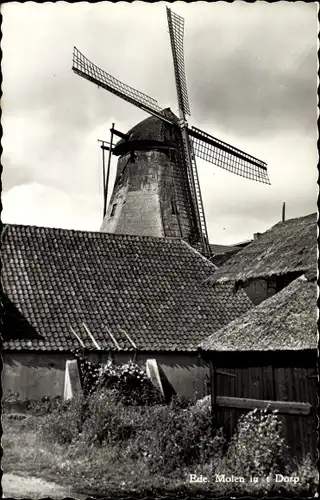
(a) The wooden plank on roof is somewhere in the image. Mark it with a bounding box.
[216,396,311,415]
[69,325,85,348]
[119,327,137,350]
[105,326,121,350]
[82,322,101,350]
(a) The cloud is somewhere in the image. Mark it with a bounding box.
[2,183,101,231]
[1,2,318,245]
[186,3,317,136]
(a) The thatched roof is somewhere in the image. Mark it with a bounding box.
[200,275,317,352]
[209,244,241,255]
[207,213,317,285]
[209,244,241,266]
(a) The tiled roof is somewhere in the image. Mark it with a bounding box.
[1,225,253,352]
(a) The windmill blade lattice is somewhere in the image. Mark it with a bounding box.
[189,126,270,184]
[166,7,191,117]
[72,47,174,124]
[180,128,211,256]
[71,7,270,260]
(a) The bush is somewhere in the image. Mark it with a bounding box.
[74,350,100,396]
[40,396,87,445]
[56,388,224,474]
[80,389,141,446]
[27,396,65,416]
[283,453,319,496]
[74,351,162,405]
[6,412,27,421]
[3,390,20,405]
[99,360,163,406]
[223,407,287,478]
[14,390,318,498]
[37,386,158,449]
[129,399,225,474]
[169,393,191,411]
[3,392,69,416]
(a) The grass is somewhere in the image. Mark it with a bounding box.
[2,401,319,499]
[2,413,187,498]
[3,357,318,498]
[2,415,74,487]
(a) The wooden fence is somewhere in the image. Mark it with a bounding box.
[209,354,317,461]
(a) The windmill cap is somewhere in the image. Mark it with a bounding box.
[112,108,180,156]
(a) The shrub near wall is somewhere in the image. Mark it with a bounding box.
[131,397,225,474]
[36,395,318,496]
[223,407,287,478]
[41,356,163,447]
[22,353,318,497]
[81,389,141,446]
[23,392,318,497]
[74,351,162,405]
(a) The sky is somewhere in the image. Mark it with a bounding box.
[1,1,318,245]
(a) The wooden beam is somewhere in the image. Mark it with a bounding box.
[118,327,137,350]
[209,360,216,433]
[105,326,121,350]
[282,201,286,222]
[69,325,85,348]
[212,362,218,428]
[82,322,101,350]
[112,128,129,141]
[216,396,311,416]
[216,370,236,378]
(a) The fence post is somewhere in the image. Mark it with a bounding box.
[210,359,218,433]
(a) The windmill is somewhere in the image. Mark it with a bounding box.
[72,6,270,257]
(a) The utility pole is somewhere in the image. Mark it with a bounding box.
[105,123,115,216]
[282,202,286,222]
[98,123,115,221]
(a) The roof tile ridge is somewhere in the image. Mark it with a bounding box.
[180,240,217,268]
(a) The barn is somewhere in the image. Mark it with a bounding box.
[199,275,317,460]
[199,211,318,460]
[207,212,317,305]
[1,223,253,402]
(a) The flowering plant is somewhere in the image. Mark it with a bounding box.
[73,350,161,404]
[224,407,286,478]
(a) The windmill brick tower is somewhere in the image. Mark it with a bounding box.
[72,7,270,257]
[100,110,199,244]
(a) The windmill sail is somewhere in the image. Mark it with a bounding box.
[166,7,210,256]
[189,126,270,184]
[72,47,175,125]
[72,6,270,260]
[178,128,211,256]
[166,7,191,117]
